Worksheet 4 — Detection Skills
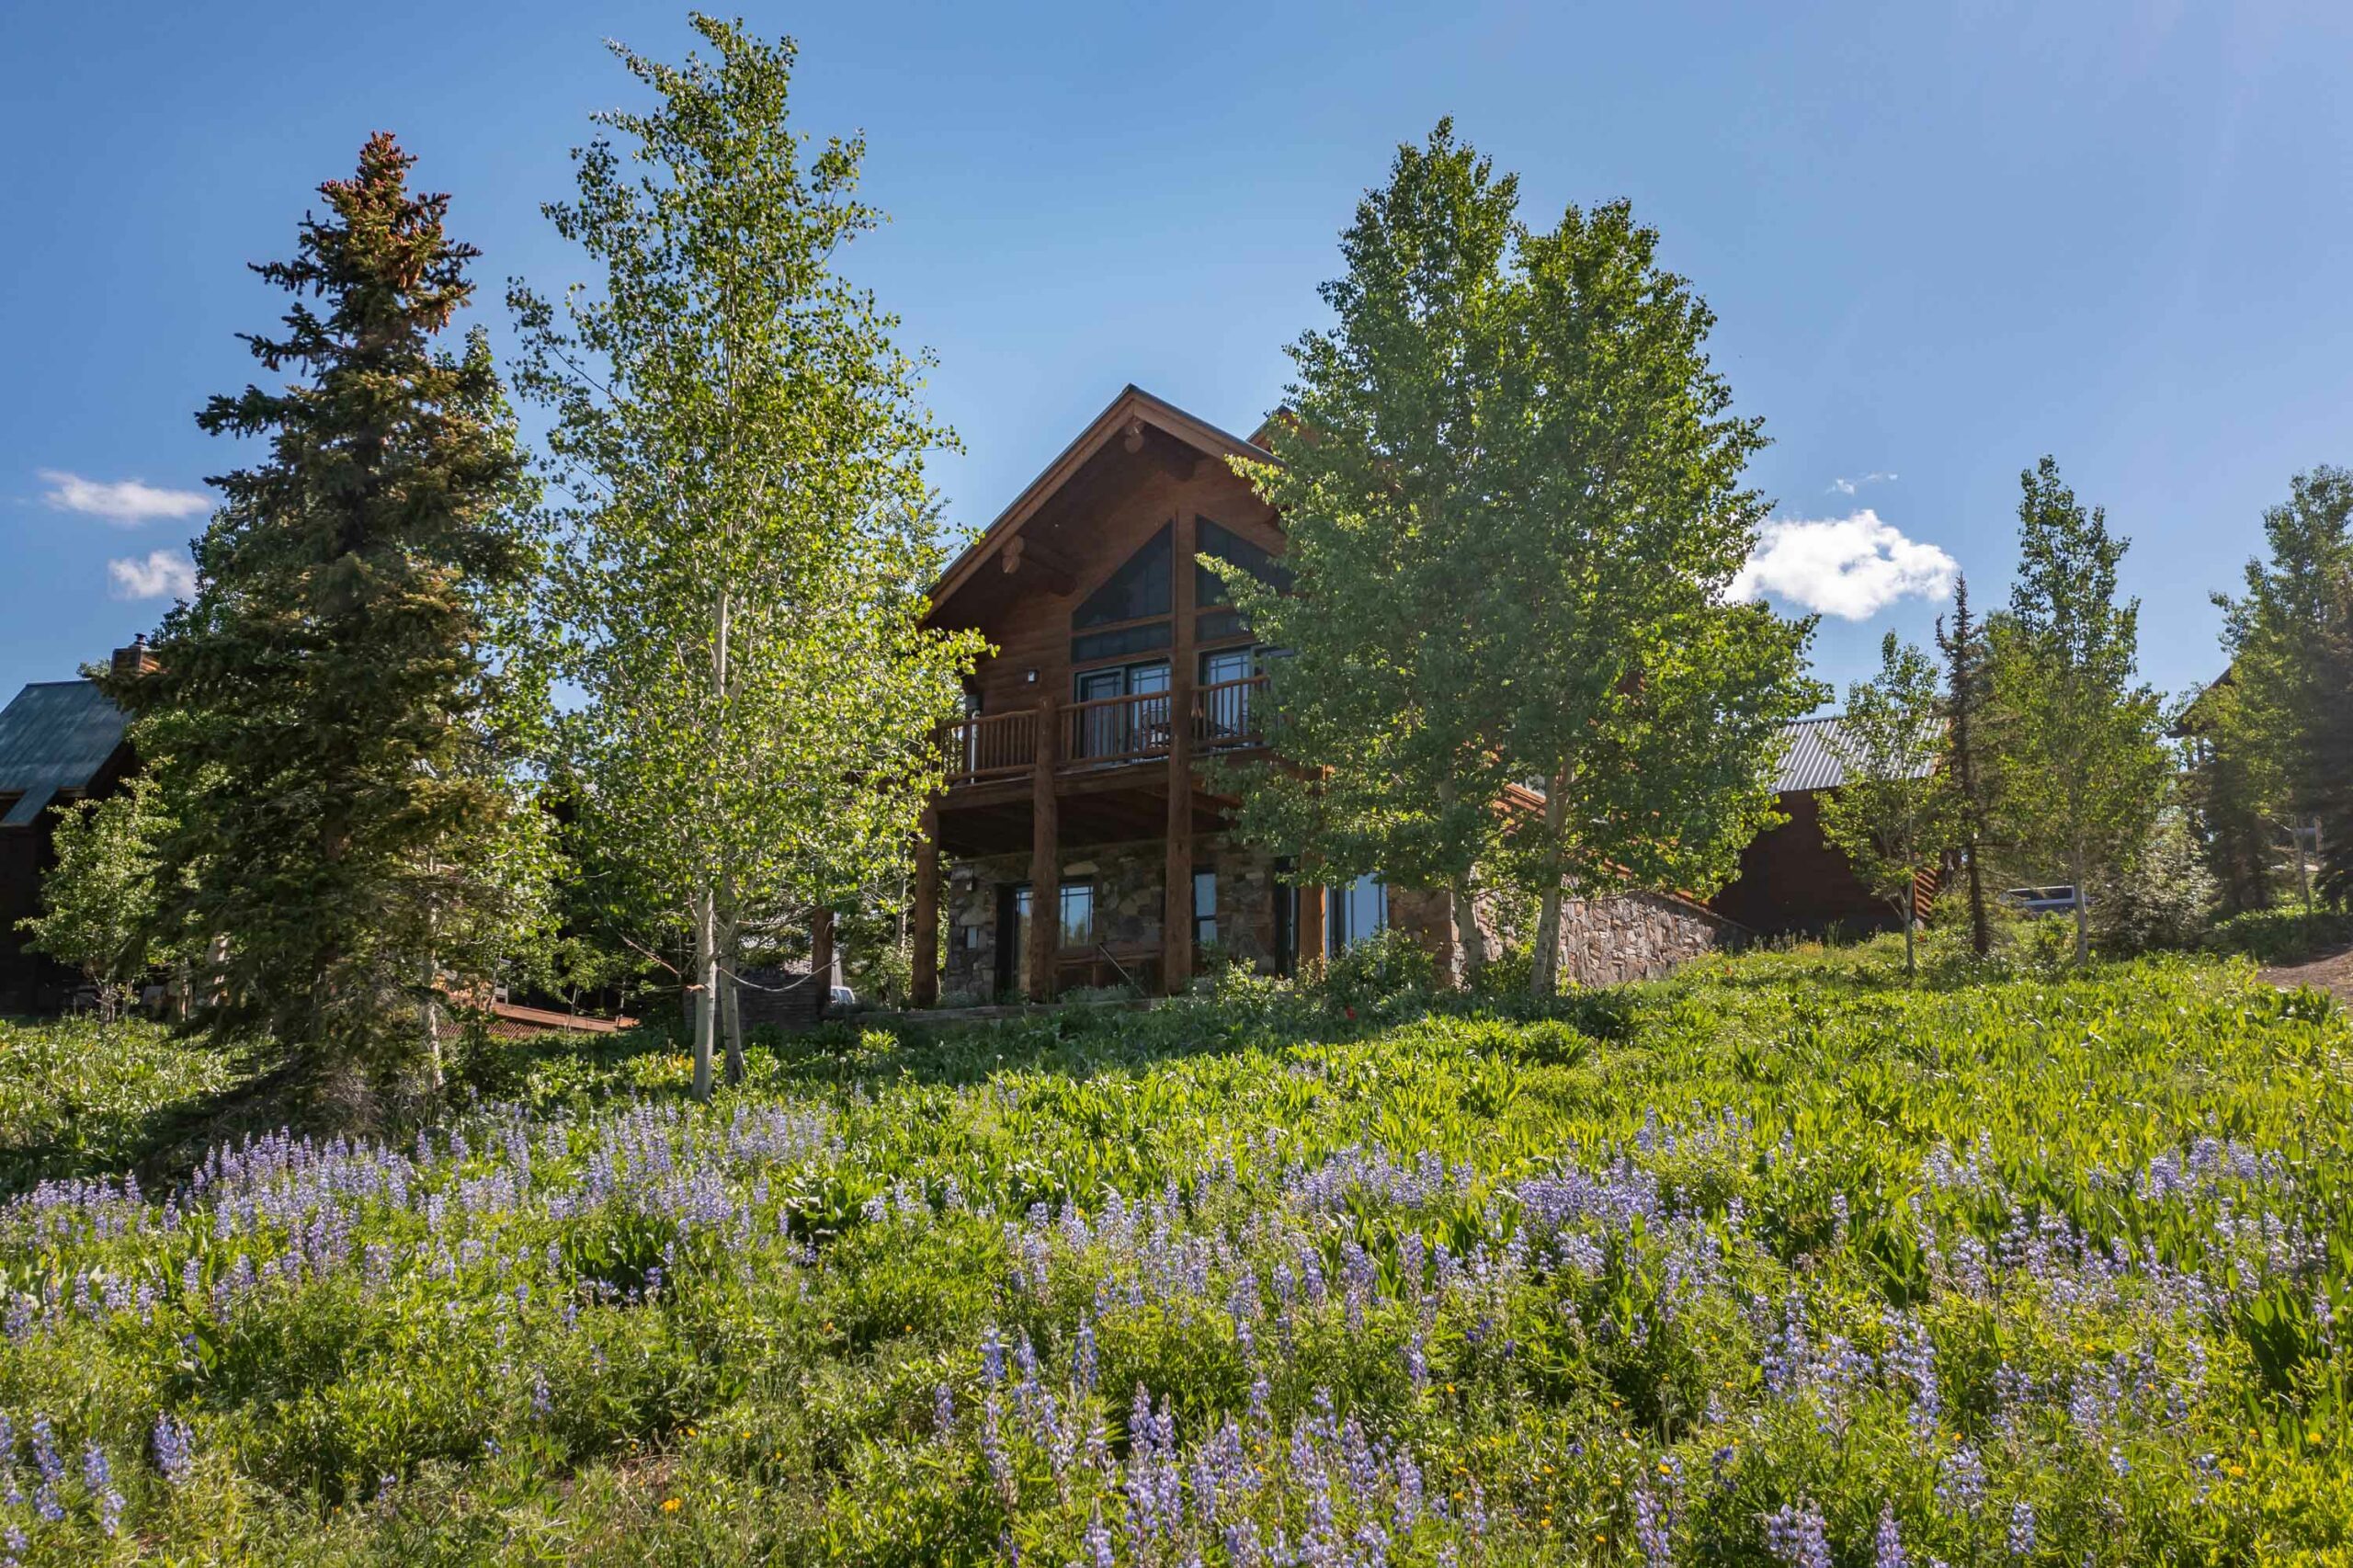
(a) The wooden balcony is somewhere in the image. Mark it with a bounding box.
[945,675,1266,788]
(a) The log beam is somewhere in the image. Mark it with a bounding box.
[1027,695,1060,1003]
[910,808,939,1007]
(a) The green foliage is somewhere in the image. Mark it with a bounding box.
[2206,907,2353,964]
[2092,807,2218,956]
[509,17,983,1097]
[1985,456,2172,965]
[105,133,551,1084]
[1818,632,1955,975]
[17,776,173,1019]
[1222,122,1820,997]
[1,947,2348,1560]
[0,1016,247,1189]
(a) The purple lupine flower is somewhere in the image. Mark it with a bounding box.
[2008,1502,2036,1556]
[934,1383,956,1440]
[1873,1506,1908,1568]
[153,1413,196,1486]
[1633,1483,1672,1567]
[1765,1502,1832,1568]
[84,1442,124,1536]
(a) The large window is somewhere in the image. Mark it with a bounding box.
[1073,660,1170,757]
[1191,868,1217,949]
[1074,525,1172,629]
[1059,881,1097,949]
[1328,873,1387,952]
[1199,646,1256,741]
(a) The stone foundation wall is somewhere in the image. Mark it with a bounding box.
[939,836,1283,1005]
[1554,889,1731,986]
[1396,881,1727,988]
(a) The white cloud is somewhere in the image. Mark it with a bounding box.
[40,469,210,525]
[1828,472,1898,496]
[1731,509,1957,620]
[108,549,198,602]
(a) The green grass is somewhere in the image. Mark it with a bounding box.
[0,943,2347,1563]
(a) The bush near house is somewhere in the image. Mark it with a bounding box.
[0,943,2347,1562]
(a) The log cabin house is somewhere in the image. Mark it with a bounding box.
[907,385,1732,1006]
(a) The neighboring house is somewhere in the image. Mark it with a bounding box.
[908,385,1730,1006]
[0,642,150,1012]
[1708,713,1931,937]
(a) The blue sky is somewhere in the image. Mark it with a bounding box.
[4,1,2348,709]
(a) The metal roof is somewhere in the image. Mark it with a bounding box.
[0,680,131,828]
[1774,713,1938,794]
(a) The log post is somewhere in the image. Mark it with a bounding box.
[1296,871,1326,978]
[910,807,939,1007]
[1162,664,1196,994]
[1028,694,1060,1003]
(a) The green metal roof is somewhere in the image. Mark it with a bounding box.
[0,680,130,828]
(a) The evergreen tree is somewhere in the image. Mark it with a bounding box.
[2214,465,2353,912]
[2178,674,2281,915]
[1935,575,1997,955]
[510,17,982,1097]
[1819,634,1954,977]
[1984,457,2170,965]
[106,134,549,1082]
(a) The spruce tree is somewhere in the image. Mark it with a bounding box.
[107,134,547,1083]
[1936,575,1996,956]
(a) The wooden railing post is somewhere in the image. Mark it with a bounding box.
[910,806,939,1007]
[1162,665,1196,995]
[1027,694,1059,1003]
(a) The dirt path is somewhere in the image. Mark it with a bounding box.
[2262,944,2353,1007]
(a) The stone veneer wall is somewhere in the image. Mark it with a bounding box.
[1392,882,1729,988]
[1552,888,1732,986]
[939,836,1283,1005]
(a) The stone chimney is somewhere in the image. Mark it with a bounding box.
[109,634,159,680]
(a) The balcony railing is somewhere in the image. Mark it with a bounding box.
[944,676,1267,786]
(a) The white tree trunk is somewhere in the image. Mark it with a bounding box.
[2070,847,2090,968]
[721,916,746,1086]
[692,885,718,1101]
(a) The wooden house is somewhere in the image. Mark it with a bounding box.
[0,642,148,1011]
[909,386,1730,1006]
[1708,713,1933,937]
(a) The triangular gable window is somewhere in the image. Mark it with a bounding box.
[1074,523,1172,629]
[1195,517,1290,608]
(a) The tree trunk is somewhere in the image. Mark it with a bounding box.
[2070,847,2090,967]
[722,960,745,1087]
[1449,877,1486,990]
[691,885,717,1101]
[1964,840,1990,959]
[1900,900,1916,977]
[1528,773,1570,998]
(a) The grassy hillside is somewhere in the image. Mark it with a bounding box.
[0,946,2347,1563]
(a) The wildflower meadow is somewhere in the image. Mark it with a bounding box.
[1,944,2348,1563]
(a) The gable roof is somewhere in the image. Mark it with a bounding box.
[1774,713,1939,794]
[0,680,131,828]
[928,384,1273,615]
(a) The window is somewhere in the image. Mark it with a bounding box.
[1328,873,1387,952]
[1074,660,1170,757]
[1191,868,1217,949]
[1071,620,1171,664]
[996,884,1031,996]
[1194,517,1291,608]
[1059,881,1096,948]
[1074,524,1172,629]
[1199,647,1256,741]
